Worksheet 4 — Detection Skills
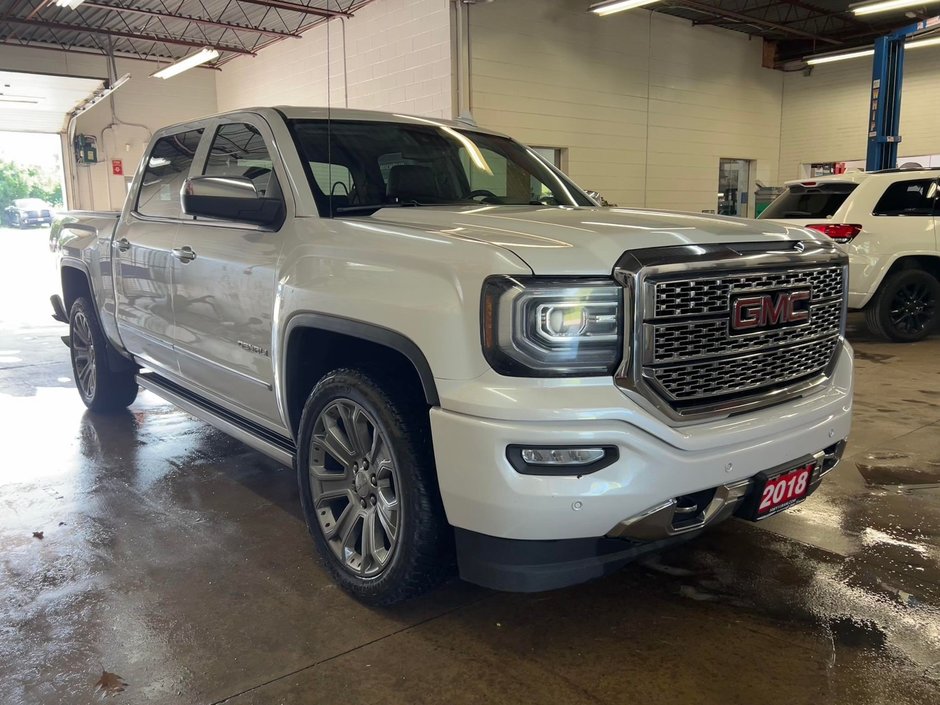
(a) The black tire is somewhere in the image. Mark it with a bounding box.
[864,269,940,343]
[69,297,139,412]
[296,368,450,605]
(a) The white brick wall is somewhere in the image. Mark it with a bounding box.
[468,1,783,213]
[0,45,218,211]
[216,0,453,119]
[779,49,940,178]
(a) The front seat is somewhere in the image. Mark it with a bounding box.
[386,164,439,203]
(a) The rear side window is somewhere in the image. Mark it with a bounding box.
[203,122,279,197]
[872,179,938,216]
[137,129,204,218]
[759,182,857,220]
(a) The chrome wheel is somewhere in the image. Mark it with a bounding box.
[71,310,97,400]
[309,399,401,578]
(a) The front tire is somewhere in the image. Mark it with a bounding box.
[865,269,939,342]
[296,368,450,605]
[69,297,139,412]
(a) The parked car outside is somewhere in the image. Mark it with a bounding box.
[5,198,55,228]
[760,168,939,342]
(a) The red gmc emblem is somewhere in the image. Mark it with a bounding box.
[731,290,811,332]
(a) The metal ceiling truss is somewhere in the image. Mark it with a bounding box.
[0,0,366,68]
[655,1,928,64]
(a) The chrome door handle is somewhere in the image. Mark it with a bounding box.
[116,237,131,252]
[172,246,197,263]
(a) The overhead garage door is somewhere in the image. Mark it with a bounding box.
[0,70,105,133]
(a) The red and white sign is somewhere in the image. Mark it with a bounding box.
[757,463,812,518]
[111,159,123,176]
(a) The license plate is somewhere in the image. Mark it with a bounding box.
[748,462,814,520]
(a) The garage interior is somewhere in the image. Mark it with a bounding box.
[0,1,939,703]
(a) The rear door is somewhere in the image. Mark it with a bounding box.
[114,127,205,375]
[170,116,286,427]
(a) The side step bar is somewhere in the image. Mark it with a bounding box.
[137,372,296,467]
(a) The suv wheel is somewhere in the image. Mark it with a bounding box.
[865,269,940,342]
[296,368,449,605]
[69,297,139,412]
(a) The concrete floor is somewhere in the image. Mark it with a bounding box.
[1,226,938,705]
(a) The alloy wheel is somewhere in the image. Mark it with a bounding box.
[71,310,97,399]
[889,281,936,335]
[308,399,401,578]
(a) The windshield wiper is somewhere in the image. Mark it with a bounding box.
[334,201,423,215]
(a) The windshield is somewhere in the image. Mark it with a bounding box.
[288,119,592,216]
[759,182,857,220]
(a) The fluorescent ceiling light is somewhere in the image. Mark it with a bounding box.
[805,33,940,64]
[805,48,875,65]
[852,0,940,16]
[590,0,658,16]
[151,47,219,79]
[55,0,86,8]
[908,35,940,49]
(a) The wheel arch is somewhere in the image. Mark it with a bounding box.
[61,260,93,313]
[281,313,440,437]
[861,253,940,309]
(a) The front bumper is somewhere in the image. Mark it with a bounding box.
[430,340,853,590]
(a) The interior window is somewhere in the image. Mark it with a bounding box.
[873,179,938,216]
[204,122,278,197]
[137,129,204,218]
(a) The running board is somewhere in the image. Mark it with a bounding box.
[137,372,296,467]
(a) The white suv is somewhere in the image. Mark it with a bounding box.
[760,169,939,341]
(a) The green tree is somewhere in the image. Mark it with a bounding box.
[0,159,63,211]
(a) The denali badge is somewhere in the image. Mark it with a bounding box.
[237,340,270,357]
[731,290,811,332]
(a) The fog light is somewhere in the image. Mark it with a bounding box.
[507,445,619,476]
[520,448,605,465]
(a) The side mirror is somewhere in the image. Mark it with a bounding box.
[181,176,284,227]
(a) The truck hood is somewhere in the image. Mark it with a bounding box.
[361,205,824,274]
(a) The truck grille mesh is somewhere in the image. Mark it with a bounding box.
[642,265,844,408]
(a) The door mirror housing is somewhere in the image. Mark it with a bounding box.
[181,176,284,227]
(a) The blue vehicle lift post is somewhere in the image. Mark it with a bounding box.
[866,17,940,171]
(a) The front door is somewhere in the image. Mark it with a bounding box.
[114,128,205,375]
[171,118,286,427]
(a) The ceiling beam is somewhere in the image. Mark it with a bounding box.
[232,0,352,18]
[5,17,258,54]
[0,37,222,68]
[672,0,843,45]
[81,2,302,39]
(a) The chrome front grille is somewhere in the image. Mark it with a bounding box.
[652,267,843,318]
[642,264,844,410]
[614,242,847,422]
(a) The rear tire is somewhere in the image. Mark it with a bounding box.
[865,269,940,342]
[69,297,139,412]
[296,368,450,605]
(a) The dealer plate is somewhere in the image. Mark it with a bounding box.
[743,461,816,521]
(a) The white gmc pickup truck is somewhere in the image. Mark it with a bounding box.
[51,108,853,604]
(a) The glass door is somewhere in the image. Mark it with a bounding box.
[718,158,751,217]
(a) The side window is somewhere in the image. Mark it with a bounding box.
[137,129,204,218]
[204,122,279,198]
[873,179,938,216]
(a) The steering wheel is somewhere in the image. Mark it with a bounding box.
[468,189,501,203]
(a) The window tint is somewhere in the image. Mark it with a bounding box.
[137,129,204,218]
[872,179,938,216]
[758,182,857,220]
[204,122,279,197]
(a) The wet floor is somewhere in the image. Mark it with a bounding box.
[1,227,938,704]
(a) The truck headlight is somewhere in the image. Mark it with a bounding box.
[481,276,624,376]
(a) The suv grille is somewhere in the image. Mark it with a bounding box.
[641,265,844,410]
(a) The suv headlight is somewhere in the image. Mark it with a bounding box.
[481,276,624,376]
